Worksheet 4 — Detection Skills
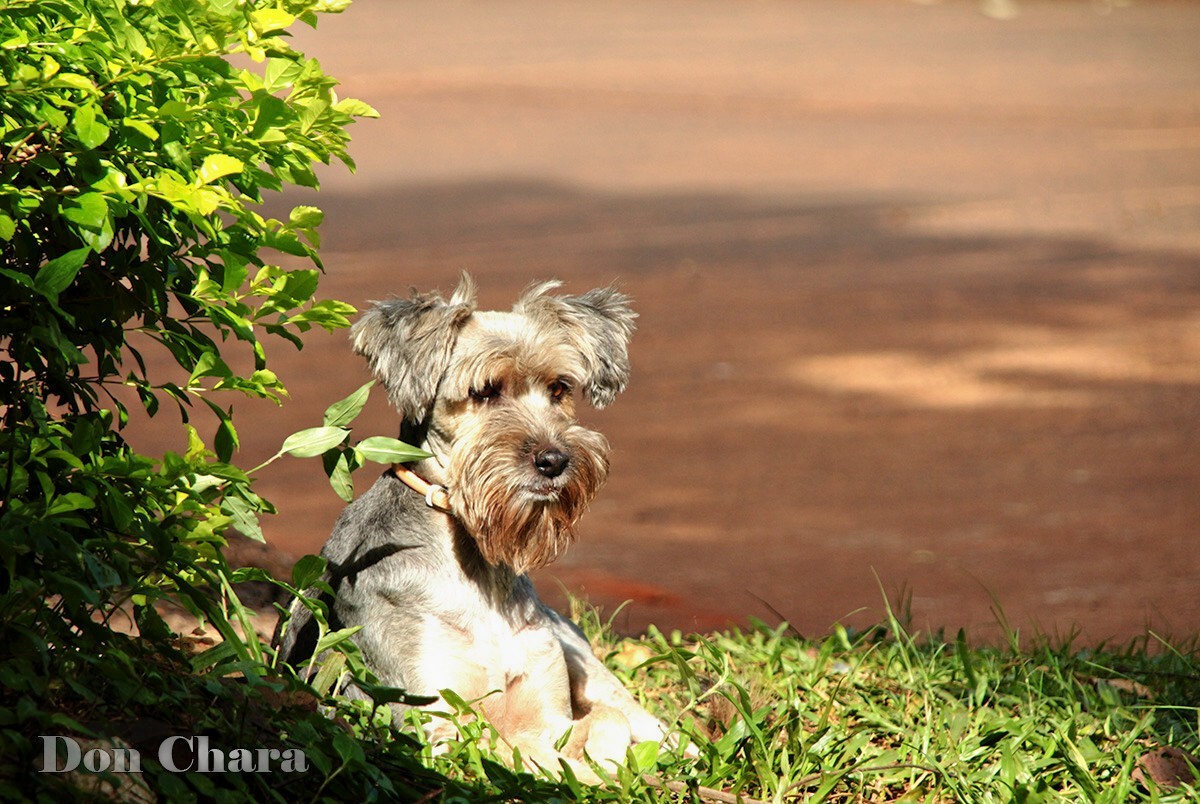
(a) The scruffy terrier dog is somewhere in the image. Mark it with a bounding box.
[277,274,671,780]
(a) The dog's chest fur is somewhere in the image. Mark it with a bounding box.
[323,473,567,702]
[412,544,565,702]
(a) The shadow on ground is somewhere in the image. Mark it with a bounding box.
[238,178,1200,641]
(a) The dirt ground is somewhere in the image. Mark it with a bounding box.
[142,1,1200,643]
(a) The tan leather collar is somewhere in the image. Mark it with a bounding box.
[390,463,453,513]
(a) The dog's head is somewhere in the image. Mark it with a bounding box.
[351,274,636,573]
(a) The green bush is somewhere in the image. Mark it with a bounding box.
[0,0,442,798]
[0,0,364,642]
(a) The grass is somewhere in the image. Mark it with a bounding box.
[12,592,1198,802]
[406,596,1199,802]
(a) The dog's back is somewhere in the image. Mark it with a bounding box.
[274,471,440,671]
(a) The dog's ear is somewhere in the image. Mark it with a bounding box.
[516,283,637,408]
[351,274,477,423]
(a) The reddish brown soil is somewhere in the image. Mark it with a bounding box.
[133,1,1200,643]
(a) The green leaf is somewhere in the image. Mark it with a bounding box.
[82,552,121,589]
[296,97,329,135]
[0,214,15,241]
[79,218,115,252]
[188,351,232,386]
[158,99,189,119]
[192,641,239,672]
[288,205,324,228]
[184,424,208,462]
[325,449,354,502]
[208,0,240,19]
[37,102,69,130]
[52,73,97,93]
[356,436,431,465]
[45,492,96,516]
[222,495,264,542]
[290,554,326,590]
[628,740,661,773]
[263,58,302,92]
[72,103,110,149]
[229,566,275,585]
[332,731,364,764]
[439,688,471,713]
[218,252,250,293]
[249,93,291,140]
[309,651,347,696]
[33,247,89,301]
[40,55,60,80]
[196,154,244,185]
[323,380,373,427]
[264,230,310,257]
[279,426,349,458]
[205,401,239,463]
[332,98,380,118]
[278,268,320,306]
[123,118,159,141]
[289,299,356,331]
[90,166,130,195]
[62,193,108,230]
[251,8,296,33]
[312,625,363,657]
[323,0,355,11]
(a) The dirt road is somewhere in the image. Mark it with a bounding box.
[203,0,1200,642]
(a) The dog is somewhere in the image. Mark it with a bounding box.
[276,274,673,780]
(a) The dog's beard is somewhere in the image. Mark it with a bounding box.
[447,422,609,574]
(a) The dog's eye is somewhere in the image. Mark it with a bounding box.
[548,380,571,401]
[469,381,501,402]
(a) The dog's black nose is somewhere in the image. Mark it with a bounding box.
[533,448,569,478]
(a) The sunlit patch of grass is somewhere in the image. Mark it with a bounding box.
[501,595,1200,802]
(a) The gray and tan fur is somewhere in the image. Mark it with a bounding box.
[276,274,671,779]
